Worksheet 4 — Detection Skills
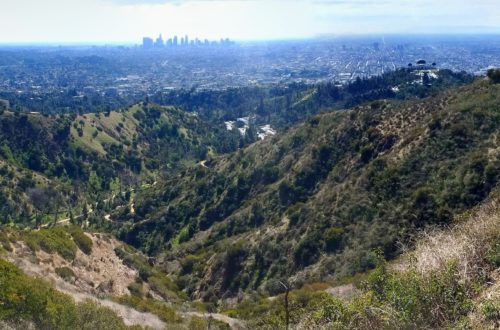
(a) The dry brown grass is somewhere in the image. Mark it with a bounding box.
[396,194,500,285]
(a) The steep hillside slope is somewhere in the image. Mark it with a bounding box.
[0,103,238,227]
[0,69,474,228]
[228,190,500,329]
[121,78,500,299]
[0,226,238,329]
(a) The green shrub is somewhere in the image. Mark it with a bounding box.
[76,300,132,330]
[114,247,153,281]
[324,227,344,252]
[366,261,473,328]
[481,299,500,321]
[0,230,12,252]
[55,267,76,282]
[487,68,500,84]
[180,254,205,275]
[249,289,348,328]
[189,316,208,330]
[114,246,183,301]
[0,258,131,329]
[115,295,179,323]
[127,282,144,297]
[23,227,78,260]
[486,240,500,267]
[68,226,93,255]
[148,275,179,301]
[294,235,322,267]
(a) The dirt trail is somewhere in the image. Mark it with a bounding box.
[199,160,209,169]
[70,292,166,329]
[184,312,246,329]
[6,236,167,329]
[6,227,245,329]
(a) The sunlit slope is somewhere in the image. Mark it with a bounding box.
[123,79,500,299]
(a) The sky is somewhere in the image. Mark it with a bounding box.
[0,0,499,44]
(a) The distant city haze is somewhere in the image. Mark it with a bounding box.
[0,0,500,44]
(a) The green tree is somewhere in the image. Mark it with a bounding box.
[487,68,500,84]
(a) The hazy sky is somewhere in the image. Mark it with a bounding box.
[0,0,499,43]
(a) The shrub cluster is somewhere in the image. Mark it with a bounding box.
[0,258,136,329]
[68,226,93,255]
[23,227,78,260]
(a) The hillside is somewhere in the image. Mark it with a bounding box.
[226,190,500,329]
[0,71,497,329]
[0,225,239,329]
[0,68,473,229]
[118,78,500,301]
[152,68,473,130]
[0,103,239,227]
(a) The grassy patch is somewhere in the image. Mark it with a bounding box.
[481,299,500,322]
[486,239,500,267]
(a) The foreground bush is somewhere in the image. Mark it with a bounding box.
[236,195,500,329]
[0,258,135,329]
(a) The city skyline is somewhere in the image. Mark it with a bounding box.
[0,0,500,44]
[142,33,233,48]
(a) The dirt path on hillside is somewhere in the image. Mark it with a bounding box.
[184,312,247,329]
[199,160,209,169]
[9,254,166,329]
[6,237,167,329]
[70,292,166,329]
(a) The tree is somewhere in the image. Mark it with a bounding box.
[51,186,64,225]
[69,208,75,225]
[487,68,500,84]
[88,171,102,193]
[82,204,89,223]
[324,227,344,252]
[250,203,265,227]
[27,187,63,228]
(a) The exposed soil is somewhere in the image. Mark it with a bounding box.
[6,233,166,329]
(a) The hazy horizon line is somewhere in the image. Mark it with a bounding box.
[1,32,500,47]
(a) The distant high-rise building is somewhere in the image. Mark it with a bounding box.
[185,35,189,46]
[173,36,178,46]
[167,38,173,47]
[142,37,154,49]
[155,34,164,48]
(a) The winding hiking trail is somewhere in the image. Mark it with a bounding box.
[184,312,247,329]
[65,292,166,329]
[6,234,247,329]
[7,239,167,329]
[27,185,248,329]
